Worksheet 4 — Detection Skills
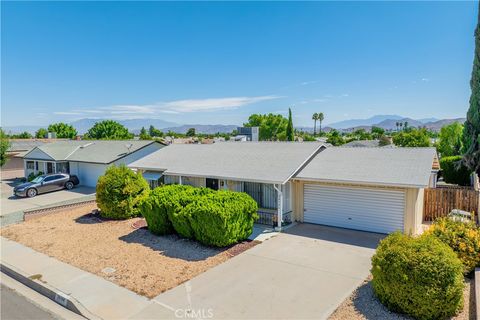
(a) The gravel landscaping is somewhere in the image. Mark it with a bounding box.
[329,276,476,320]
[0,203,258,298]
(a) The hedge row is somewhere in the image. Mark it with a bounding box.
[139,184,259,247]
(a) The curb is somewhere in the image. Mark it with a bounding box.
[1,261,102,320]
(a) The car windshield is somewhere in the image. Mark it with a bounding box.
[31,176,45,183]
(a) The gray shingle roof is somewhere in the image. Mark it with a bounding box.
[129,142,325,184]
[295,147,437,188]
[24,140,160,164]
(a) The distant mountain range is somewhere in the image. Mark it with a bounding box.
[326,115,465,132]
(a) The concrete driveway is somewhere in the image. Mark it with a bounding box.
[146,224,384,320]
[1,178,95,216]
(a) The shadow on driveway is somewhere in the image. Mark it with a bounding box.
[285,223,385,249]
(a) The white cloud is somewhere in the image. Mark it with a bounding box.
[161,95,281,112]
[421,78,430,82]
[50,95,282,119]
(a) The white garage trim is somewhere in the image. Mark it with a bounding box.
[303,184,405,234]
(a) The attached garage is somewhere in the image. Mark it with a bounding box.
[294,147,438,235]
[303,184,405,234]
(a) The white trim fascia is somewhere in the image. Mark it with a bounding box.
[292,177,428,189]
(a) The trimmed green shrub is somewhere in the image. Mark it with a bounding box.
[371,232,464,320]
[166,185,213,239]
[424,217,480,274]
[28,171,44,182]
[440,156,472,186]
[186,191,259,247]
[96,165,149,219]
[138,187,174,235]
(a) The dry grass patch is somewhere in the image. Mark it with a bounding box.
[0,203,258,298]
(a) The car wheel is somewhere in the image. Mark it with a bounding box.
[65,181,74,190]
[27,188,37,198]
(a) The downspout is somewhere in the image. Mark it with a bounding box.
[273,184,283,230]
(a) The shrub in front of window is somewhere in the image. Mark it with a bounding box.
[371,232,464,320]
[424,217,480,274]
[166,185,214,239]
[96,165,149,219]
[440,156,472,186]
[186,191,259,247]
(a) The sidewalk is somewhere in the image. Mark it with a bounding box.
[1,237,175,319]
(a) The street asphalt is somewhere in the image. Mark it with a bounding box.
[1,284,60,320]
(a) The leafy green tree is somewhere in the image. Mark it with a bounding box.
[35,128,48,139]
[85,120,133,140]
[437,122,464,157]
[0,128,10,167]
[318,112,324,133]
[244,113,288,141]
[10,131,33,139]
[47,123,77,139]
[392,128,430,147]
[371,126,385,138]
[463,3,480,174]
[326,129,345,146]
[139,127,151,140]
[286,108,294,141]
[148,125,163,137]
[186,127,196,137]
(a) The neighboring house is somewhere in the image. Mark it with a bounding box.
[23,140,164,187]
[3,139,64,178]
[129,142,325,227]
[130,143,438,235]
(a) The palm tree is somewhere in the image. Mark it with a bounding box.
[395,121,399,132]
[312,113,318,136]
[318,112,324,134]
[399,122,403,131]
[404,121,408,130]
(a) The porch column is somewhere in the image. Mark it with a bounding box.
[23,159,28,178]
[273,184,283,230]
[179,176,182,185]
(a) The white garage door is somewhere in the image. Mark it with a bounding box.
[304,184,405,234]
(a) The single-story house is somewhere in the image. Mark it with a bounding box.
[23,140,164,187]
[129,142,325,226]
[129,142,438,235]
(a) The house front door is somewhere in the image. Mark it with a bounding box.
[206,178,219,190]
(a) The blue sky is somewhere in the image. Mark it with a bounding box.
[1,1,478,127]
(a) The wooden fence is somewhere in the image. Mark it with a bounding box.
[423,187,479,221]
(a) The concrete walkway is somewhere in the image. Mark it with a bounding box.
[151,224,384,319]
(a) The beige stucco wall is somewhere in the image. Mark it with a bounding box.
[292,180,425,235]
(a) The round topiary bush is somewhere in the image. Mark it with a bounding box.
[96,165,149,219]
[424,217,480,274]
[186,191,259,247]
[371,232,464,320]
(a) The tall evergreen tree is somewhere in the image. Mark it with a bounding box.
[312,113,318,136]
[463,3,480,174]
[318,112,324,133]
[286,108,294,141]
